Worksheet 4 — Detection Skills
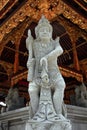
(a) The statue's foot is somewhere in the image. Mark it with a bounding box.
[29,118,45,123]
[58,114,67,120]
[48,115,61,122]
[48,114,68,122]
[57,114,70,122]
[31,114,45,122]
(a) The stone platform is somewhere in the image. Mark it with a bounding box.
[25,119,71,130]
[0,105,87,130]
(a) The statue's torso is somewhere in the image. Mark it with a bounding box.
[33,40,60,80]
[33,40,54,59]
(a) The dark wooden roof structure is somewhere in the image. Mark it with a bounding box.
[0,0,87,103]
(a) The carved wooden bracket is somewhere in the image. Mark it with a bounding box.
[0,0,87,42]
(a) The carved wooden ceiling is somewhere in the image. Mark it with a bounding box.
[0,0,87,101]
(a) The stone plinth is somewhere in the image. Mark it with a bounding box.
[25,120,71,130]
[0,105,87,130]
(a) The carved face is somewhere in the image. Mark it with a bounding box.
[38,26,51,40]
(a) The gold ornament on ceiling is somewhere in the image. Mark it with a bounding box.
[0,0,87,43]
[0,0,9,10]
[83,0,87,3]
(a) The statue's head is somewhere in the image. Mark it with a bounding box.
[35,15,53,40]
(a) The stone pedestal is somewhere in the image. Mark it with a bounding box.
[25,120,71,130]
[0,105,87,130]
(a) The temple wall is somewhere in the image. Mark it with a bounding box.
[0,105,87,130]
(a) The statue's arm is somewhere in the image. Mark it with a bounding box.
[45,37,63,59]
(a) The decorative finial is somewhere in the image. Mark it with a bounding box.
[38,15,50,25]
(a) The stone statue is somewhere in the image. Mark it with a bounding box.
[5,84,26,111]
[26,15,71,130]
[75,82,87,107]
[5,85,20,111]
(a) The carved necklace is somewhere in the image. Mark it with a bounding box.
[41,42,50,48]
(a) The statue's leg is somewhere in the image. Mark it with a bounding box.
[53,75,65,117]
[28,81,40,115]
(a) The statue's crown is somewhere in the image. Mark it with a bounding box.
[35,15,53,38]
[38,15,50,25]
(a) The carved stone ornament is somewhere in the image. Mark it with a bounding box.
[26,15,72,130]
